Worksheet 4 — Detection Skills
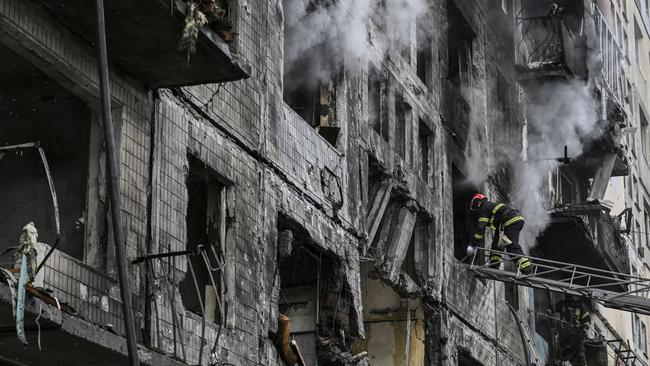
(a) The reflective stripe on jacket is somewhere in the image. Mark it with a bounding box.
[471,200,524,246]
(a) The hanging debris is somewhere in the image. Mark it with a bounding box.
[15,222,39,346]
[178,1,208,64]
[16,222,38,282]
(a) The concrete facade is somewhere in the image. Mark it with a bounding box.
[0,0,644,365]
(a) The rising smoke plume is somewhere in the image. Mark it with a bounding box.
[516,80,601,249]
[282,0,427,90]
[466,79,602,252]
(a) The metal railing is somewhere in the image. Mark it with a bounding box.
[465,247,650,315]
[134,243,227,365]
[516,12,564,67]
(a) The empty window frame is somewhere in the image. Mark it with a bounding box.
[633,314,647,353]
[416,15,432,86]
[641,107,650,162]
[0,43,106,264]
[452,165,478,261]
[418,119,433,183]
[458,350,483,366]
[181,155,227,324]
[635,20,643,66]
[393,12,411,63]
[644,203,650,251]
[395,94,412,160]
[402,218,430,285]
[282,0,339,146]
[496,69,510,119]
[277,234,349,365]
[447,0,475,87]
[369,66,389,142]
[504,282,519,309]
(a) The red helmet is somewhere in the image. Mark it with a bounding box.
[470,193,487,211]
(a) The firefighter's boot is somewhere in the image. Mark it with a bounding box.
[488,254,503,269]
[516,257,533,274]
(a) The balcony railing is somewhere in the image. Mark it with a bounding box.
[516,5,589,78]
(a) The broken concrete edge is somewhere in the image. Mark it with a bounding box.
[0,282,186,366]
[168,0,251,83]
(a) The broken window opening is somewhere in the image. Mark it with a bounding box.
[283,0,340,147]
[447,0,475,89]
[357,261,427,365]
[367,155,386,212]
[496,69,509,119]
[395,94,412,161]
[416,15,432,87]
[642,200,650,252]
[641,107,650,162]
[402,218,430,286]
[558,168,576,206]
[0,43,106,264]
[504,282,519,310]
[180,154,227,324]
[368,66,389,142]
[283,66,339,147]
[397,28,411,64]
[458,349,484,366]
[419,119,433,184]
[532,288,553,363]
[452,165,479,262]
[276,221,353,365]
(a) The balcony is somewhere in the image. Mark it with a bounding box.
[534,202,630,281]
[0,279,185,365]
[517,2,628,113]
[516,6,588,81]
[39,0,250,88]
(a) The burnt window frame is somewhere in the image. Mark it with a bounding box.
[416,14,433,88]
[446,0,475,88]
[394,92,412,161]
[418,118,433,184]
[0,44,114,268]
[181,154,230,324]
[282,0,340,147]
[451,165,479,262]
[368,64,389,142]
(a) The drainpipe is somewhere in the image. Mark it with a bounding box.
[94,1,140,365]
[506,303,531,366]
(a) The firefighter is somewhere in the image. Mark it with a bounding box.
[555,297,591,366]
[468,193,532,273]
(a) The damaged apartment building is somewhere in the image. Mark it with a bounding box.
[0,0,648,365]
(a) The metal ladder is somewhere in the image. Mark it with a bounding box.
[465,247,650,315]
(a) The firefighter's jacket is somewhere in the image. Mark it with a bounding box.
[471,201,524,246]
[556,301,592,332]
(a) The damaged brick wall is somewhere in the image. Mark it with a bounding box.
[0,0,571,365]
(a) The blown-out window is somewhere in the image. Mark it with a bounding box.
[181,155,227,324]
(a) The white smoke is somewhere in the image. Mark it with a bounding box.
[465,79,602,252]
[282,0,427,89]
[515,80,602,250]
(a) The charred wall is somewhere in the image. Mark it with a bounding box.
[0,0,551,365]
